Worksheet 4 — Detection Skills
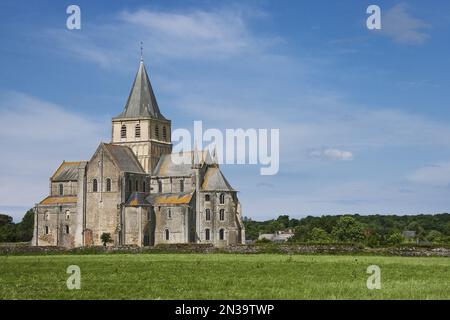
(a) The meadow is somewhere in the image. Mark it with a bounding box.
[1,253,450,299]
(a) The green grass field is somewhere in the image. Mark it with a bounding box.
[1,253,450,299]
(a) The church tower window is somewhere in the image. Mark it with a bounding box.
[135,180,139,192]
[106,178,111,192]
[135,124,141,138]
[219,209,225,221]
[59,183,63,196]
[155,125,159,139]
[205,209,211,221]
[162,126,167,141]
[205,194,210,202]
[93,179,98,192]
[128,179,132,192]
[205,229,210,241]
[143,181,146,192]
[165,229,170,241]
[180,180,184,192]
[65,225,69,234]
[121,125,127,138]
[219,193,225,204]
[45,226,49,235]
[158,180,162,193]
[66,210,70,220]
[219,229,225,240]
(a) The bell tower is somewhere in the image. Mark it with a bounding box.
[111,58,172,173]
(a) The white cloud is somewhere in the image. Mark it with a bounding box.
[308,148,354,161]
[45,6,281,68]
[408,162,450,187]
[0,92,109,221]
[381,3,430,45]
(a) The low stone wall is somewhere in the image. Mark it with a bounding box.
[1,243,450,256]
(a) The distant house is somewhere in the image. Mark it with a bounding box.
[258,230,294,243]
[402,230,416,239]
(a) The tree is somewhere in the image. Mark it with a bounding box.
[309,227,332,243]
[16,209,35,242]
[0,214,16,242]
[331,216,366,243]
[426,230,445,244]
[387,232,404,245]
[100,233,113,246]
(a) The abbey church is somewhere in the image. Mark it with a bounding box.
[32,59,245,248]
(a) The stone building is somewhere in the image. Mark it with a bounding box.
[32,59,245,248]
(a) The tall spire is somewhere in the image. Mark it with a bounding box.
[114,58,166,120]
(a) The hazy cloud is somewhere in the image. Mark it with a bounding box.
[382,3,430,45]
[308,148,354,161]
[0,92,108,221]
[408,162,450,187]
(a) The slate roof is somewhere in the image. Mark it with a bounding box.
[152,150,213,177]
[51,161,86,182]
[201,167,234,191]
[114,60,166,120]
[102,143,145,173]
[125,192,152,206]
[146,192,194,205]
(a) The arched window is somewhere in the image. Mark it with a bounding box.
[92,179,98,192]
[65,225,69,234]
[205,209,211,221]
[205,194,210,202]
[128,179,132,192]
[135,180,139,192]
[158,180,162,193]
[219,229,225,240]
[179,180,184,192]
[135,124,141,138]
[105,178,111,192]
[165,229,170,241]
[65,210,70,220]
[155,125,159,139]
[205,229,210,241]
[121,125,127,138]
[167,209,172,219]
[59,183,63,196]
[143,181,146,192]
[162,126,167,140]
[219,193,225,204]
[45,226,49,235]
[219,209,225,221]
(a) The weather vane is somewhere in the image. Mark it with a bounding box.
[140,41,143,61]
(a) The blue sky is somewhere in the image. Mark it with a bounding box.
[1,0,450,221]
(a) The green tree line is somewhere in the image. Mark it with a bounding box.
[0,209,34,242]
[244,213,450,246]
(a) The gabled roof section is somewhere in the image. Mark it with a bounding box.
[51,161,86,182]
[201,167,235,191]
[152,149,212,177]
[114,60,166,120]
[125,192,151,207]
[146,192,194,205]
[40,196,77,205]
[94,143,145,173]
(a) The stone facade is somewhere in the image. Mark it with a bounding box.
[32,59,245,248]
